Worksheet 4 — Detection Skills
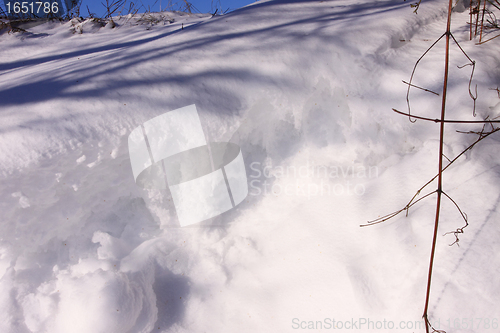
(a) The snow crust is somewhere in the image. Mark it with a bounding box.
[0,0,499,332]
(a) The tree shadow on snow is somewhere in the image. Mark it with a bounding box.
[0,0,410,108]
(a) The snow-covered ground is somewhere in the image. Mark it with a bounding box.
[0,0,499,332]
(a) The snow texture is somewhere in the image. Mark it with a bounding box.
[0,0,499,332]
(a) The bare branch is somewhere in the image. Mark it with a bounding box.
[392,108,500,123]
[363,126,500,228]
[442,191,469,246]
[402,80,440,96]
[405,33,446,123]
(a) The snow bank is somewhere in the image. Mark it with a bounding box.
[0,0,499,332]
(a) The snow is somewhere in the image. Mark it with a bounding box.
[1,0,500,332]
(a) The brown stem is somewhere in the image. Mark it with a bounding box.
[480,0,487,42]
[391,108,498,123]
[422,0,453,331]
[476,31,500,44]
[470,0,473,40]
[476,0,481,36]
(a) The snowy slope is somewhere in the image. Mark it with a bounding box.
[0,0,500,332]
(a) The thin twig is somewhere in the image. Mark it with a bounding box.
[361,191,437,226]
[442,191,469,246]
[476,31,500,43]
[490,87,500,98]
[402,80,440,96]
[450,33,477,116]
[363,126,500,227]
[424,317,448,333]
[392,108,500,123]
[406,33,446,122]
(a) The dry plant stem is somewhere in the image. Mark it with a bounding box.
[391,109,499,123]
[441,191,469,246]
[361,125,500,227]
[451,34,478,115]
[406,34,446,122]
[361,191,438,226]
[476,0,481,36]
[403,80,440,96]
[480,0,487,42]
[405,32,477,121]
[365,0,497,328]
[490,87,500,98]
[476,31,500,43]
[470,0,472,39]
[422,0,453,329]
